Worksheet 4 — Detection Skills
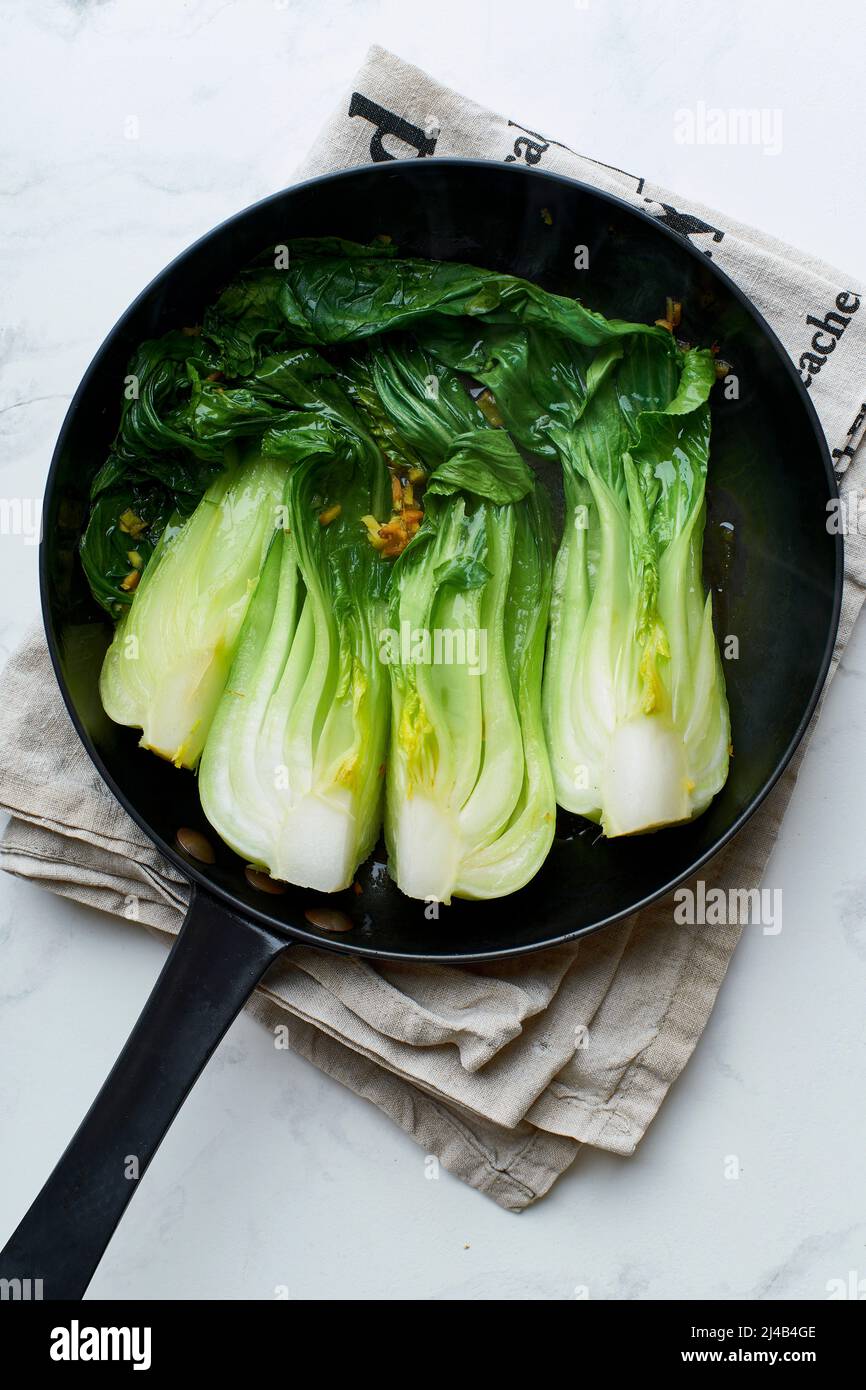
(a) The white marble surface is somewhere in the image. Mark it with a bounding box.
[1,0,865,1301]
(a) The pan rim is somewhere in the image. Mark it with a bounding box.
[39,157,844,963]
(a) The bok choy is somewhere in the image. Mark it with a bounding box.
[198,413,391,892]
[365,342,555,901]
[543,343,731,835]
[98,450,284,769]
[84,235,731,907]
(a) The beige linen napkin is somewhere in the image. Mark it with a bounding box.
[1,47,864,1211]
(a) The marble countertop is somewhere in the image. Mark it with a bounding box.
[1,0,864,1301]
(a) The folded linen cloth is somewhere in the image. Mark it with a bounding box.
[1,45,864,1211]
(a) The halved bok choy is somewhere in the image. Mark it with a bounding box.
[98,448,285,769]
[198,417,391,891]
[544,343,731,835]
[367,341,556,902]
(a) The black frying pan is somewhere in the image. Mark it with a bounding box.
[0,160,841,1299]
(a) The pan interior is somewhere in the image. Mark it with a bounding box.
[42,161,839,959]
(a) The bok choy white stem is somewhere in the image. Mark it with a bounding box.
[98,449,284,769]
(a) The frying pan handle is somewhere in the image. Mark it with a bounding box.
[0,885,291,1300]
